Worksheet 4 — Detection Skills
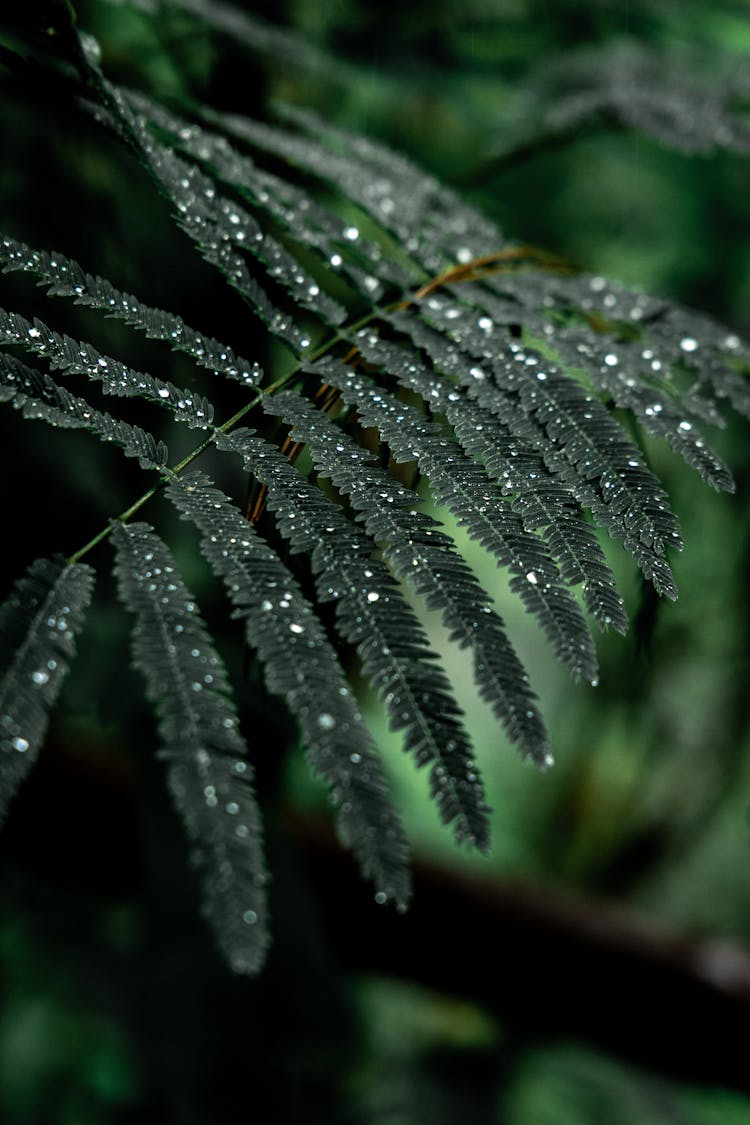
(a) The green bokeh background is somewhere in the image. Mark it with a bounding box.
[2,1,750,1121]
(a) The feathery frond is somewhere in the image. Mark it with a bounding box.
[411,296,685,597]
[0,234,262,389]
[0,351,168,469]
[0,557,94,823]
[216,427,492,852]
[126,94,408,302]
[111,520,269,973]
[86,81,343,353]
[0,306,214,427]
[166,471,412,906]
[264,390,551,764]
[385,309,628,634]
[307,352,599,684]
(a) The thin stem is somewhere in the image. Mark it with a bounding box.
[66,307,384,564]
[66,238,557,565]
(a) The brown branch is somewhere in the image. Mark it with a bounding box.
[408,244,575,301]
[288,811,750,1094]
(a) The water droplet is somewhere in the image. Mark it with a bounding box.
[242,910,258,925]
[12,737,29,753]
[317,713,336,731]
[525,571,538,585]
[366,591,380,603]
[289,623,305,634]
[680,337,698,353]
[226,801,239,815]
[157,387,170,399]
[343,226,359,241]
[678,420,692,432]
[31,670,49,685]
[374,891,387,905]
[604,354,618,366]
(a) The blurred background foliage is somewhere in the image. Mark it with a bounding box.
[2,0,750,1121]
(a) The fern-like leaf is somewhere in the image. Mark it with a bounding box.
[411,298,683,596]
[216,427,492,852]
[86,82,346,353]
[542,324,735,492]
[0,306,213,428]
[128,95,408,302]
[264,390,551,764]
[111,520,269,974]
[0,351,168,469]
[3,1,750,979]
[0,557,94,823]
[0,235,262,388]
[386,309,628,633]
[166,471,412,907]
[268,102,502,272]
[311,350,599,683]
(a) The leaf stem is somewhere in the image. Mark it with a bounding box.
[66,307,383,564]
[67,236,552,565]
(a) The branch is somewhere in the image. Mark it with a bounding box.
[289,812,750,1093]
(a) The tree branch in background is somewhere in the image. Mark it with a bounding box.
[290,812,750,1094]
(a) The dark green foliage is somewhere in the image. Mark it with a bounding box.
[0,305,214,428]
[387,311,629,634]
[216,427,492,852]
[311,348,599,682]
[166,471,412,907]
[111,519,269,973]
[263,389,550,764]
[0,235,262,388]
[0,557,94,823]
[0,349,168,468]
[507,40,750,158]
[1,0,749,976]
